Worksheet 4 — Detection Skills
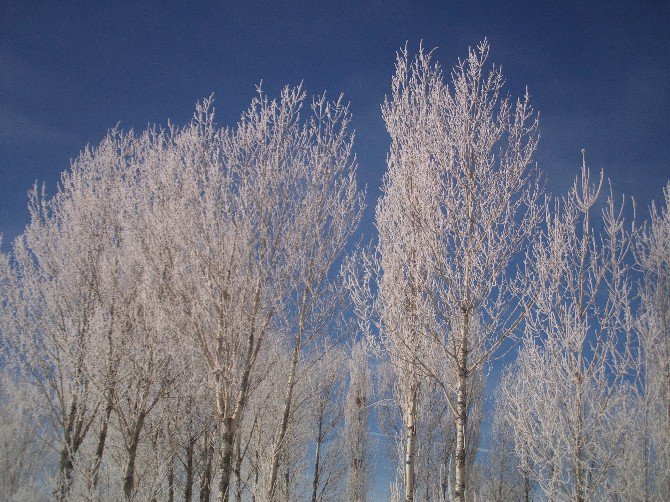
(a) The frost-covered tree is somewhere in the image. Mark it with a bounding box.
[0,373,47,501]
[483,383,535,502]
[503,158,635,501]
[0,132,145,499]
[262,92,363,501]
[342,340,373,502]
[131,88,362,502]
[0,80,363,500]
[374,40,539,502]
[635,180,670,499]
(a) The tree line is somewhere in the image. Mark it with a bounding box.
[0,41,668,502]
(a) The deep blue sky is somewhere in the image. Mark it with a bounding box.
[2,1,669,496]
[2,1,669,243]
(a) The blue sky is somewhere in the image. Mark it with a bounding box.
[2,1,669,243]
[2,1,669,498]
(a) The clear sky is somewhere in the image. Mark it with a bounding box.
[2,1,670,497]
[2,1,670,242]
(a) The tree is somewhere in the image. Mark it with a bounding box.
[0,132,144,499]
[375,40,539,502]
[503,158,635,501]
[342,340,373,502]
[0,373,47,501]
[262,91,364,501]
[0,82,363,500]
[635,180,670,499]
[483,382,535,502]
[135,88,362,502]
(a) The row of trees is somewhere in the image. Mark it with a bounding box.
[0,88,372,501]
[1,41,668,501]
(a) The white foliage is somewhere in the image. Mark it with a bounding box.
[503,157,636,501]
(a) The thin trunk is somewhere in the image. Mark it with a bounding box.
[268,341,301,500]
[89,388,115,494]
[352,456,361,502]
[523,473,530,502]
[441,449,450,502]
[454,312,469,502]
[349,404,366,502]
[58,428,87,500]
[216,314,258,502]
[496,464,503,502]
[405,389,417,502]
[269,285,310,500]
[218,418,234,502]
[235,428,243,502]
[252,432,260,502]
[90,323,118,497]
[184,438,195,502]
[57,445,75,501]
[643,405,649,502]
[574,377,585,502]
[284,451,291,502]
[167,458,175,502]
[56,400,81,501]
[123,411,147,501]
[424,442,430,502]
[200,430,214,502]
[311,414,324,502]
[354,445,365,502]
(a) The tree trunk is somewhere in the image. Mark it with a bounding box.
[123,411,147,501]
[352,457,361,502]
[523,473,531,502]
[200,430,214,502]
[284,451,291,502]
[215,314,258,502]
[57,444,75,501]
[405,389,417,502]
[252,433,260,502]
[167,458,175,502]
[89,388,115,494]
[56,400,82,501]
[574,377,585,502]
[184,438,195,502]
[642,405,649,502]
[235,428,243,502]
[218,418,234,502]
[268,339,301,500]
[310,414,324,502]
[454,313,469,502]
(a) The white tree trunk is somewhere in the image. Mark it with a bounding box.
[454,315,468,502]
[405,390,418,502]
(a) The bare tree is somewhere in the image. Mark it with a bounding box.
[503,158,635,501]
[483,385,535,502]
[635,180,670,499]
[374,40,539,502]
[132,88,362,502]
[263,92,364,501]
[0,372,47,501]
[342,340,373,502]
[0,131,148,499]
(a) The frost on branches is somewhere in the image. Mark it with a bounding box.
[502,158,637,501]
[1,41,669,502]
[0,86,365,501]
[370,40,539,502]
